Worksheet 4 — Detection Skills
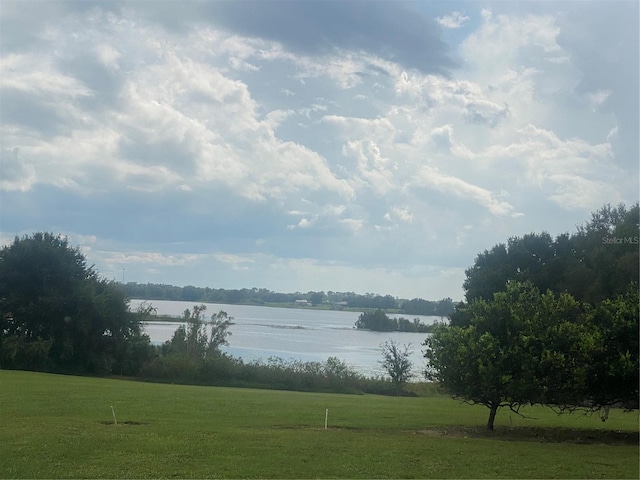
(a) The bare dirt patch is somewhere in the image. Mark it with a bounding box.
[99,420,148,426]
[414,425,638,445]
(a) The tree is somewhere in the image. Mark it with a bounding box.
[355,309,434,333]
[462,242,512,302]
[572,203,639,303]
[0,232,151,374]
[460,203,638,305]
[309,291,325,306]
[402,298,430,315]
[355,309,396,331]
[424,282,596,430]
[380,339,414,395]
[163,304,233,360]
[583,285,639,410]
[442,205,639,425]
[208,310,233,354]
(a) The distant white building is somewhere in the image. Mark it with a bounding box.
[294,299,310,306]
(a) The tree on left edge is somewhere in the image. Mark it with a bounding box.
[0,232,153,375]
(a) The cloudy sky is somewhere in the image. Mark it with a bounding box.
[1,1,638,300]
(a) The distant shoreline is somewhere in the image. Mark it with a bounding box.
[130,298,406,314]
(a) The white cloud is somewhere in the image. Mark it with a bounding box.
[0,2,635,300]
[1,53,93,98]
[588,89,612,108]
[459,9,570,95]
[104,251,203,266]
[390,206,413,224]
[94,43,121,70]
[548,175,622,210]
[479,123,617,208]
[435,11,470,29]
[414,165,517,217]
[339,218,365,233]
[214,254,256,271]
[342,139,397,196]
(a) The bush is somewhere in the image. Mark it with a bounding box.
[139,356,199,383]
[139,351,424,396]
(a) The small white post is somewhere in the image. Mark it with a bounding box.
[324,408,328,430]
[111,405,118,426]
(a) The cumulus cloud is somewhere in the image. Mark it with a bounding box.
[479,123,618,209]
[548,175,622,211]
[0,1,636,299]
[460,8,569,80]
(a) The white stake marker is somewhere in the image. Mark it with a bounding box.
[325,408,328,430]
[111,405,118,426]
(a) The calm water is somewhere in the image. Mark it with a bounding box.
[131,299,440,377]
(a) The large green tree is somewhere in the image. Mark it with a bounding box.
[440,204,640,427]
[424,282,598,430]
[0,233,152,374]
[462,203,638,304]
[583,285,639,410]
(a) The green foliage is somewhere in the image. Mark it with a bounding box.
[0,233,153,375]
[583,285,639,410]
[355,309,435,332]
[309,291,325,305]
[445,204,640,426]
[355,309,396,331]
[140,352,382,394]
[139,354,200,383]
[402,297,455,316]
[462,203,638,304]
[162,304,232,361]
[424,282,599,430]
[379,339,414,395]
[240,356,365,393]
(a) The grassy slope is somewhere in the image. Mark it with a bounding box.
[1,370,638,479]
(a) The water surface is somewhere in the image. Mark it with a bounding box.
[133,299,439,377]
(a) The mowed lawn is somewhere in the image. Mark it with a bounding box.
[1,371,638,479]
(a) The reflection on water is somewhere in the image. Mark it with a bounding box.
[132,299,440,377]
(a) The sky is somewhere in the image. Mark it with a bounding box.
[1,1,638,301]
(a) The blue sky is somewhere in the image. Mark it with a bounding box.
[1,1,638,300]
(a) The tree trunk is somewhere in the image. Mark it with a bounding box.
[487,403,499,431]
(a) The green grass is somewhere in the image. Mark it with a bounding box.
[1,370,638,478]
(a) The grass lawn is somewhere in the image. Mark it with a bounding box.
[1,370,638,478]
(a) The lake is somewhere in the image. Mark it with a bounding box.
[131,299,441,378]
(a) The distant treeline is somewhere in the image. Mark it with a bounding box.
[121,283,455,316]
